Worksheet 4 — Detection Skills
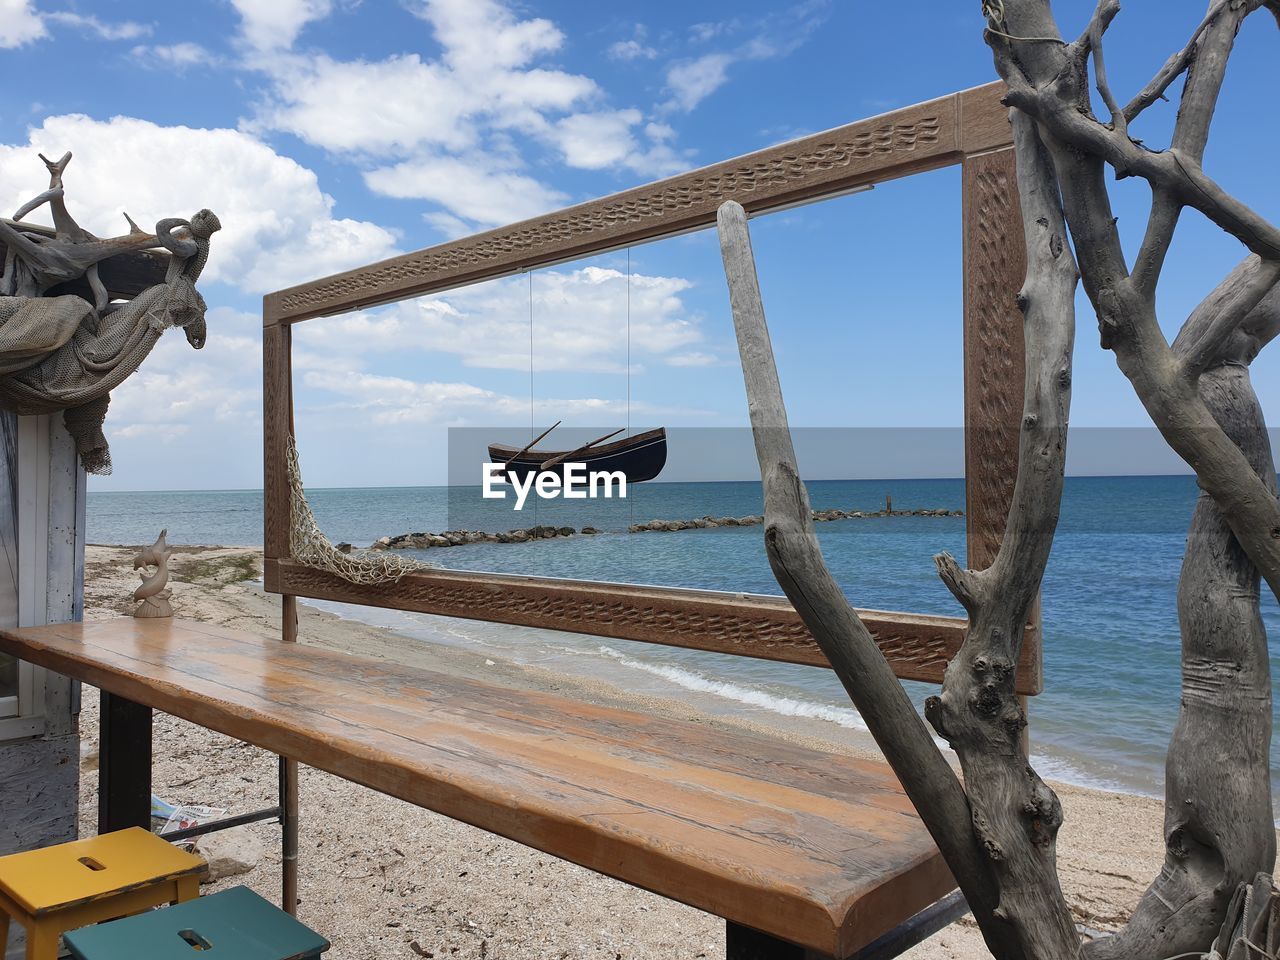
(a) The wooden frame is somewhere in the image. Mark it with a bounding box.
[261,81,1042,695]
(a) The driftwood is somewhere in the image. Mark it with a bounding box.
[717,4,1278,959]
[717,113,1078,954]
[0,153,220,474]
[973,3,1280,959]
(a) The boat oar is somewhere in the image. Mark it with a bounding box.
[502,420,561,471]
[540,428,625,470]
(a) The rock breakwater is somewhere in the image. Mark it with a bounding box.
[366,506,961,551]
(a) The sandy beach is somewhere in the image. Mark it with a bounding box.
[78,544,1214,958]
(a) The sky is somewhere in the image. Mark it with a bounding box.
[0,0,1276,490]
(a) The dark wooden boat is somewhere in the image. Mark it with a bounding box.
[489,427,667,484]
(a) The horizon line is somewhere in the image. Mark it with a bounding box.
[83,471,1222,496]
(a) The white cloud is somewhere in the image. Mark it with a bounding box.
[364,156,566,228]
[414,0,562,73]
[0,0,46,47]
[549,110,686,177]
[608,38,657,61]
[250,53,478,154]
[230,0,332,52]
[607,26,656,62]
[666,352,720,367]
[665,54,734,113]
[689,20,737,43]
[249,0,596,157]
[664,3,829,113]
[103,307,262,446]
[131,42,218,69]
[301,368,700,427]
[0,114,398,294]
[44,11,151,41]
[242,0,683,232]
[301,266,704,373]
[553,110,643,170]
[301,370,529,425]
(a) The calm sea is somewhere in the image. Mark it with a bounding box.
[87,475,1280,798]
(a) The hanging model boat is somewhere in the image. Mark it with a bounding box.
[488,426,667,484]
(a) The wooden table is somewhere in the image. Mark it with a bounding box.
[0,619,960,959]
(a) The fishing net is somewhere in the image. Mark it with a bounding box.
[0,209,221,475]
[1204,874,1280,960]
[286,435,431,585]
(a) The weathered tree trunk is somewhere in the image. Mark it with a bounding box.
[981,3,1280,957]
[926,110,1082,960]
[1088,273,1280,960]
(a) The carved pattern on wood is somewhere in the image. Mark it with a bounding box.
[273,562,1042,692]
[964,152,1026,570]
[272,115,946,320]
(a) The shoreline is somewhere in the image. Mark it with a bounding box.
[78,544,1254,957]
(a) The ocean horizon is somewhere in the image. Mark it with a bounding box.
[87,474,1280,802]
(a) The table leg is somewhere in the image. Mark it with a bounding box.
[97,691,152,833]
[727,923,819,959]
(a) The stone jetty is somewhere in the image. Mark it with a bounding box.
[627,506,960,533]
[368,525,592,551]
[368,506,961,551]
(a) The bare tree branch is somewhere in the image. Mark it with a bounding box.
[1175,257,1280,375]
[716,200,1030,960]
[1078,0,1124,130]
[1001,83,1280,261]
[989,0,1280,609]
[1132,0,1259,296]
[1122,0,1235,122]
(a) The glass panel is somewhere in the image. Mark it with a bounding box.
[0,651,16,699]
[0,652,17,718]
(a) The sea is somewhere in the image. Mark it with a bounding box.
[86,475,1280,800]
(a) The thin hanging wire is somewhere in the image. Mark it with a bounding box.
[626,248,632,437]
[529,269,538,528]
[626,248,634,528]
[528,270,535,441]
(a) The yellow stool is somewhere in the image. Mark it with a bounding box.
[0,827,206,960]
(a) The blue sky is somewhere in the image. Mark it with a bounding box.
[0,0,1276,490]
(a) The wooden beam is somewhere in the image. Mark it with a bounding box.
[263,83,1012,325]
[961,145,1044,728]
[268,559,1042,694]
[262,323,293,567]
[962,147,1026,571]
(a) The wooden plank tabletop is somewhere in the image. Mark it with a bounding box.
[0,619,956,957]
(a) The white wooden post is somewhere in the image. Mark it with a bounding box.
[1,412,86,959]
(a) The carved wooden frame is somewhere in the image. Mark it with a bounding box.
[262,81,1041,694]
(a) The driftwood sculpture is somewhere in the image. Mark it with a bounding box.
[719,4,1280,960]
[0,152,219,474]
[132,529,173,618]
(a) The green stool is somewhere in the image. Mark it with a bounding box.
[63,886,329,959]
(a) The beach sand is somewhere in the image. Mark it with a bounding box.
[77,544,1210,958]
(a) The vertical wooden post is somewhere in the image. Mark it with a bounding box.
[961,146,1038,750]
[263,322,293,571]
[280,596,300,916]
[43,416,84,737]
[264,316,301,914]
